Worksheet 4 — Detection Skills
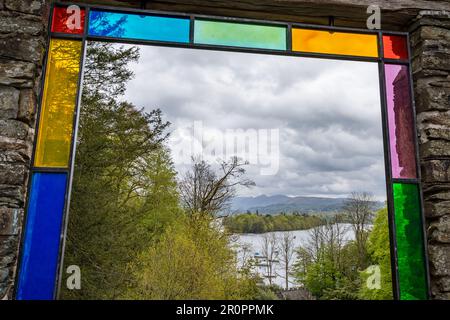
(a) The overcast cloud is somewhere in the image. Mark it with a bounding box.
[117,44,386,200]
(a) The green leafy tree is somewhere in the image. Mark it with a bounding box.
[61,42,179,299]
[359,208,393,300]
[126,214,259,299]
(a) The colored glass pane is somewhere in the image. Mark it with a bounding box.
[51,6,85,34]
[292,28,378,57]
[393,183,427,300]
[34,39,82,168]
[194,20,286,50]
[88,10,190,43]
[383,35,408,60]
[385,64,417,179]
[17,173,68,300]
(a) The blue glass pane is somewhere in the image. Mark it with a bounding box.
[17,172,68,300]
[88,10,190,43]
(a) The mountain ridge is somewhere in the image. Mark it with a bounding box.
[229,194,385,215]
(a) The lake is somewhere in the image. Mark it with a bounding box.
[233,223,356,289]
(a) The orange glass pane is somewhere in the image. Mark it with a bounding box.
[292,29,378,57]
[34,39,82,167]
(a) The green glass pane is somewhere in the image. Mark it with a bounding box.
[393,183,427,300]
[194,20,286,50]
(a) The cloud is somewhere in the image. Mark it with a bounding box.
[107,43,387,200]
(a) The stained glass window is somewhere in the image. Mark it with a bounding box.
[51,6,85,34]
[383,35,409,60]
[292,29,378,57]
[194,20,286,50]
[393,183,427,300]
[88,10,190,43]
[34,39,82,168]
[17,173,68,300]
[385,64,417,179]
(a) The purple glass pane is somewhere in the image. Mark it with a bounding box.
[385,64,417,179]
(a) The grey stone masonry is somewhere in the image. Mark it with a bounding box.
[0,0,48,299]
[410,11,450,300]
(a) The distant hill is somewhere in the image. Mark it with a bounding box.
[229,195,384,215]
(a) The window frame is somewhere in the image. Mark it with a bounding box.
[15,1,430,300]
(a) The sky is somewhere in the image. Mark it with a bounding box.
[114,43,386,200]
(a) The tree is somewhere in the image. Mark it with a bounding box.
[127,215,259,299]
[61,42,177,299]
[293,219,357,299]
[179,156,254,216]
[359,208,393,300]
[343,192,375,268]
[278,232,296,290]
[260,233,279,285]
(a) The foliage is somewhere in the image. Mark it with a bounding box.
[252,285,281,300]
[61,42,259,300]
[358,208,393,300]
[125,214,259,299]
[293,206,393,300]
[293,221,362,299]
[223,213,326,233]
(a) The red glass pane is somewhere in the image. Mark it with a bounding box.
[51,6,85,34]
[383,35,408,60]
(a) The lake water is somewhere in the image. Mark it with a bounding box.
[233,223,356,289]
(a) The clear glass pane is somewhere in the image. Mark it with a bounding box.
[61,42,392,300]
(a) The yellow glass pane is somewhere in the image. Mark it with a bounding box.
[292,28,378,57]
[34,39,82,167]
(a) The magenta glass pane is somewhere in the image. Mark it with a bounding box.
[385,64,417,179]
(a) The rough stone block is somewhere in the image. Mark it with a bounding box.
[0,208,21,235]
[0,12,44,36]
[418,110,450,128]
[422,160,450,183]
[422,184,450,218]
[421,139,450,158]
[0,34,44,64]
[415,39,450,72]
[437,276,450,292]
[0,119,31,141]
[429,214,450,244]
[429,245,450,276]
[0,184,26,208]
[0,59,35,87]
[4,0,46,16]
[17,89,36,125]
[0,85,19,119]
[415,79,450,112]
[0,235,18,299]
[0,163,27,186]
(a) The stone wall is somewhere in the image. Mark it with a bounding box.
[0,0,48,299]
[411,11,450,300]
